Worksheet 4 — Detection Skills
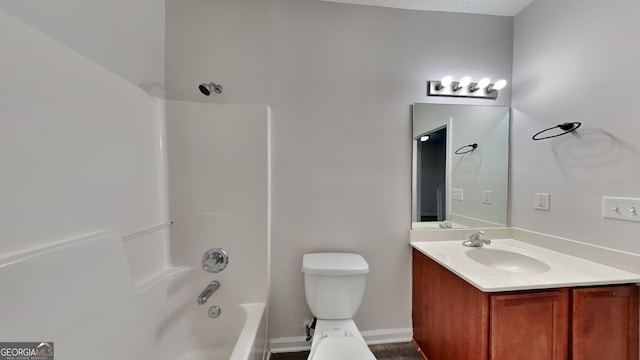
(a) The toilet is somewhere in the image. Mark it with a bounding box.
[302,253,376,360]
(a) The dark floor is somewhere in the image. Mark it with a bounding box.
[270,341,423,360]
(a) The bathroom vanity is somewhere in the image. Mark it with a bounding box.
[410,236,640,360]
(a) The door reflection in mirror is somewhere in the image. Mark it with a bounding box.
[416,127,447,222]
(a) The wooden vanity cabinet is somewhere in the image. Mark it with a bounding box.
[412,249,639,360]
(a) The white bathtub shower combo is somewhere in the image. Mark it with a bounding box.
[0,101,271,360]
[1,7,270,360]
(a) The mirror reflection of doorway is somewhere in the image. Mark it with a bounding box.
[416,127,447,222]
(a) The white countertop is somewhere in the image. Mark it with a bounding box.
[411,238,640,292]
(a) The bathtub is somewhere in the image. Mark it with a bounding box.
[0,232,268,360]
[173,302,266,360]
[141,267,268,360]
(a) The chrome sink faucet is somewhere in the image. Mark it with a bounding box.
[462,230,491,247]
[197,280,220,305]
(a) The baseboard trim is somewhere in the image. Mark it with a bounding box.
[362,327,413,345]
[269,327,413,354]
[268,336,310,354]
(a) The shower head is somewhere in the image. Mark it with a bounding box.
[199,82,223,96]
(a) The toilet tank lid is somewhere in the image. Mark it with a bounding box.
[302,253,369,275]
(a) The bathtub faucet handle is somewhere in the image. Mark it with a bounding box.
[202,248,229,273]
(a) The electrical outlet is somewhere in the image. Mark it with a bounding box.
[534,193,550,211]
[482,190,492,204]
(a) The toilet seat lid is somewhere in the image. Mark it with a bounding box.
[302,253,369,275]
[310,337,376,360]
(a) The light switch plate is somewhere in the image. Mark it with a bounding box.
[452,188,463,201]
[482,190,492,204]
[602,196,640,222]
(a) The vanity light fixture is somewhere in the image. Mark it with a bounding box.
[427,77,507,100]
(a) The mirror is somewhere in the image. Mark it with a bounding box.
[412,103,509,229]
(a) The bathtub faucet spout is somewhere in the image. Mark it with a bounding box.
[197,280,220,305]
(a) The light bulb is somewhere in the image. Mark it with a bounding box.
[435,76,453,90]
[420,135,430,142]
[493,79,507,90]
[453,76,471,91]
[477,78,491,89]
[458,76,472,88]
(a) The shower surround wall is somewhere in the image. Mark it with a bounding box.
[0,8,168,285]
[0,5,172,358]
[166,100,271,306]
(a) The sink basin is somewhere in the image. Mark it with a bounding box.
[465,248,551,274]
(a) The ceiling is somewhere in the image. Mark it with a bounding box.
[316,0,535,16]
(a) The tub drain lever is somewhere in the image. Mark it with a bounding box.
[208,306,221,318]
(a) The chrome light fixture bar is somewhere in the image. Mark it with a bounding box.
[428,76,507,99]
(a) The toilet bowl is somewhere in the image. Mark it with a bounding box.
[302,253,376,360]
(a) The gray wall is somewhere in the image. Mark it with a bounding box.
[165,0,272,103]
[0,0,166,96]
[166,0,513,339]
[511,0,640,254]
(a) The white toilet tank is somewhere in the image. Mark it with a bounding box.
[302,253,369,320]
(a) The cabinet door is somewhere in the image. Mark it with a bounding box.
[572,285,639,360]
[490,290,569,360]
[412,249,489,360]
